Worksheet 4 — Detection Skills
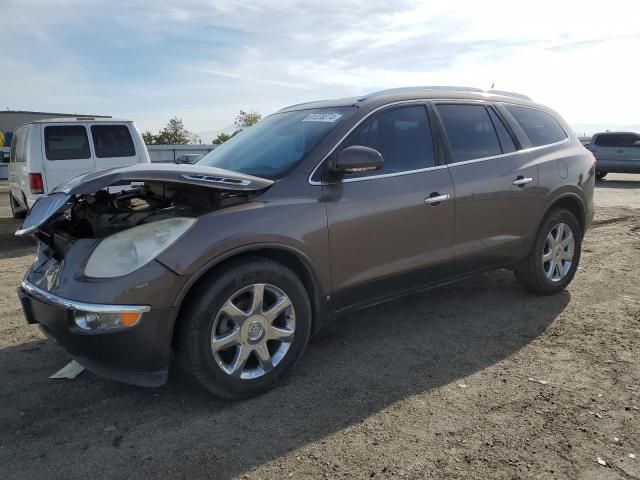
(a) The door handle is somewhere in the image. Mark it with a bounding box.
[512,176,533,187]
[424,193,450,205]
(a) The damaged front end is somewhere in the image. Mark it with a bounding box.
[16,164,273,386]
[16,164,274,262]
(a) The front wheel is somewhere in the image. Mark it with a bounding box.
[514,209,582,295]
[176,258,312,400]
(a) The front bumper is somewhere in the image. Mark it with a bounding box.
[19,280,178,387]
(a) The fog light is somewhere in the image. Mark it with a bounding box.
[73,311,142,331]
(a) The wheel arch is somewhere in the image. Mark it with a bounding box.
[172,244,326,342]
[544,193,586,234]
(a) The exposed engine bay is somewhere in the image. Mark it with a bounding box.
[36,182,254,258]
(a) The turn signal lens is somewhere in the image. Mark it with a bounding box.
[73,311,142,331]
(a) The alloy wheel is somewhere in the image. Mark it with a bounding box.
[210,284,296,379]
[542,222,575,282]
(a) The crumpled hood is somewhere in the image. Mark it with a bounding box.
[16,163,273,236]
[53,163,273,195]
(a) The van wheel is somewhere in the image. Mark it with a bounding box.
[514,209,582,295]
[176,258,312,400]
[9,193,26,219]
[596,171,607,180]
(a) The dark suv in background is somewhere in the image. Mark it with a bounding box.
[17,87,595,399]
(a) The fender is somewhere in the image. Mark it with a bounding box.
[169,241,328,329]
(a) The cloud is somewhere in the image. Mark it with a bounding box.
[2,0,640,132]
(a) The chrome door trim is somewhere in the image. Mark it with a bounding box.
[307,99,571,186]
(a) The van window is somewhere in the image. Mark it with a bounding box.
[91,125,135,158]
[487,108,517,154]
[343,105,436,174]
[505,105,567,147]
[44,126,91,160]
[594,133,640,147]
[436,104,502,162]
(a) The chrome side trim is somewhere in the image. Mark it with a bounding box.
[334,165,449,184]
[21,280,151,313]
[446,138,570,168]
[307,98,571,185]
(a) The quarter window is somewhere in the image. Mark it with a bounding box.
[436,104,502,162]
[91,125,136,158]
[44,126,91,160]
[506,105,567,147]
[343,105,435,174]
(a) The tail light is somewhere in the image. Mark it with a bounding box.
[28,173,44,194]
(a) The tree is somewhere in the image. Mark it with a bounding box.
[141,130,156,145]
[212,132,231,145]
[155,117,192,145]
[234,110,261,131]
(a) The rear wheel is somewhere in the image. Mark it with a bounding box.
[9,193,26,219]
[514,209,582,295]
[596,171,607,180]
[176,258,312,400]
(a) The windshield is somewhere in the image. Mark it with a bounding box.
[197,107,356,179]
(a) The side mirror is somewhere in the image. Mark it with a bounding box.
[332,145,383,174]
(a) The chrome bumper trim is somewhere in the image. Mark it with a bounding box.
[20,280,151,313]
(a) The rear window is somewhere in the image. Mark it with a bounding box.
[44,126,91,160]
[505,105,567,147]
[436,104,502,162]
[594,133,640,147]
[91,125,135,158]
[10,128,25,163]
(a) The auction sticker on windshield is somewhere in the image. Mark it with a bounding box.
[302,113,343,122]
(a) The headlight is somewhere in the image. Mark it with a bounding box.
[84,217,196,278]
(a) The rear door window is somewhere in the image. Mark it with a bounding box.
[343,105,436,174]
[436,104,502,162]
[505,105,568,147]
[91,125,136,158]
[44,126,91,160]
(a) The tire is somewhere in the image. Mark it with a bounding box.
[596,171,607,180]
[176,257,312,400]
[514,209,582,295]
[9,193,26,219]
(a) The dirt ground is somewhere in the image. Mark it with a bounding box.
[0,175,639,480]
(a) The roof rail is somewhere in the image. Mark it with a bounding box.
[361,86,532,101]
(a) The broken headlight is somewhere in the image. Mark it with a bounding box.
[84,217,196,278]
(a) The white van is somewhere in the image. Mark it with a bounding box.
[8,118,150,217]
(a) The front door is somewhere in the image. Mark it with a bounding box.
[323,104,456,312]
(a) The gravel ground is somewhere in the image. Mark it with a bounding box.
[0,175,639,480]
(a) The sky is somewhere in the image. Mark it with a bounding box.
[3,0,640,141]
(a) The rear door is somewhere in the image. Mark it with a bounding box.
[324,103,456,310]
[90,123,139,170]
[434,102,541,274]
[42,124,95,192]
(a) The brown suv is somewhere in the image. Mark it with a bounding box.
[17,87,595,399]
